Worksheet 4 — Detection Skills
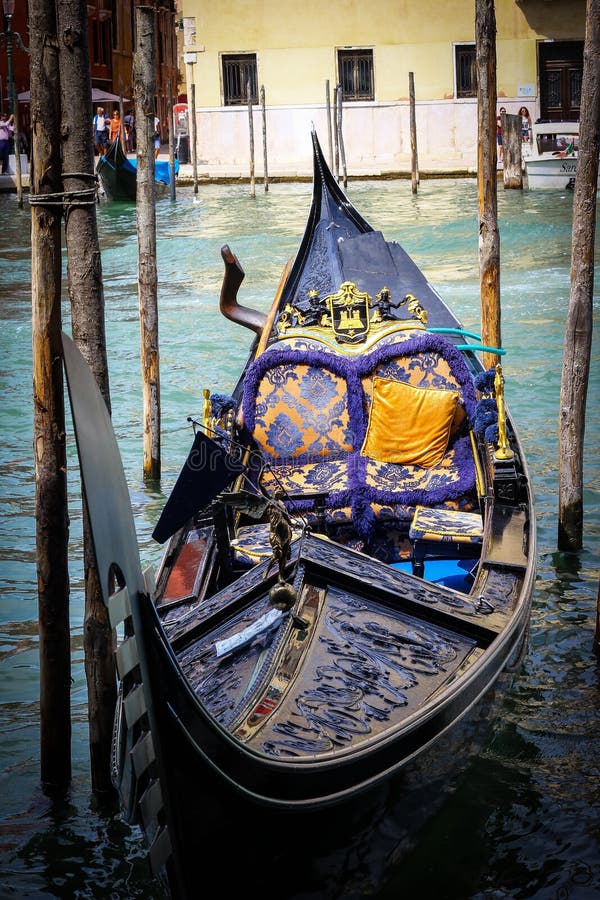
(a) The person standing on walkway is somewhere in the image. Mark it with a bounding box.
[0,113,15,174]
[93,106,109,156]
[109,110,122,145]
[496,106,506,163]
[518,106,532,144]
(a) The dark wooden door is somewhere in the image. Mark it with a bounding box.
[539,41,583,121]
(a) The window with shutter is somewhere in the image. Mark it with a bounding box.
[222,54,258,106]
[337,49,374,102]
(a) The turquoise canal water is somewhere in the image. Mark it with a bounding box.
[1,176,599,898]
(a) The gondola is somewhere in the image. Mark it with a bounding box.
[96,135,178,201]
[62,129,535,898]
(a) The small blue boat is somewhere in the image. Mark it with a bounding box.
[96,135,178,201]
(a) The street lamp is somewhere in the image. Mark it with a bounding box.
[184,50,199,194]
[1,0,26,116]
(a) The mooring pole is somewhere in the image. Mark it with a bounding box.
[475,0,502,372]
[409,71,419,194]
[248,79,255,197]
[167,78,176,200]
[502,112,523,189]
[57,0,117,793]
[333,83,339,180]
[13,96,23,208]
[189,79,199,195]
[2,5,27,208]
[326,79,333,169]
[119,94,125,147]
[558,0,599,553]
[337,84,347,187]
[134,0,161,481]
[260,85,269,192]
[30,0,71,788]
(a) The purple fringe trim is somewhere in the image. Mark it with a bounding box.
[351,335,478,423]
[243,335,478,538]
[242,333,477,432]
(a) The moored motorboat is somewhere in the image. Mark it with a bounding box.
[96,135,178,201]
[63,129,536,898]
[524,120,599,190]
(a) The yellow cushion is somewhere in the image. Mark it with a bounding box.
[361,378,459,467]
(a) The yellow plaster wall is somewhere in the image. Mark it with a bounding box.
[496,40,539,99]
[180,0,586,172]
[193,1,477,51]
[185,0,585,105]
[194,52,221,107]
[186,0,584,107]
[374,45,457,103]
[259,48,336,104]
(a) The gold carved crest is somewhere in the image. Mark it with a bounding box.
[325,281,371,344]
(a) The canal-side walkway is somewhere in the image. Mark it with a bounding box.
[0,146,486,194]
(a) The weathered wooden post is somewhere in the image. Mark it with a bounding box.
[502,112,523,189]
[333,84,339,180]
[118,94,126,151]
[134,0,161,481]
[167,78,176,201]
[326,80,333,169]
[189,79,199,195]
[558,0,599,553]
[260,85,269,192]
[337,84,347,187]
[247,79,255,197]
[13,96,23,208]
[57,0,117,794]
[30,0,71,788]
[475,0,502,372]
[409,71,419,194]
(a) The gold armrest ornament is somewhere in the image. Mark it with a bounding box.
[400,293,428,325]
[493,363,514,461]
[202,388,212,432]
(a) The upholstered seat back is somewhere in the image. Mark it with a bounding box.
[240,334,479,542]
[242,346,365,461]
[248,361,352,460]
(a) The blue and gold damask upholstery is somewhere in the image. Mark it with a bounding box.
[242,347,359,522]
[260,457,351,513]
[409,504,483,577]
[240,334,479,541]
[409,505,483,544]
[251,362,352,459]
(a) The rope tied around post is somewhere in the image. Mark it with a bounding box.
[29,172,101,215]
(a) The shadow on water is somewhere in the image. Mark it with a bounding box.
[0,180,599,897]
[10,786,163,899]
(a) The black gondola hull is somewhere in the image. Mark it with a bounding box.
[63,129,536,899]
[132,580,528,898]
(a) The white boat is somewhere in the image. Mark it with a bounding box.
[525,121,580,190]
